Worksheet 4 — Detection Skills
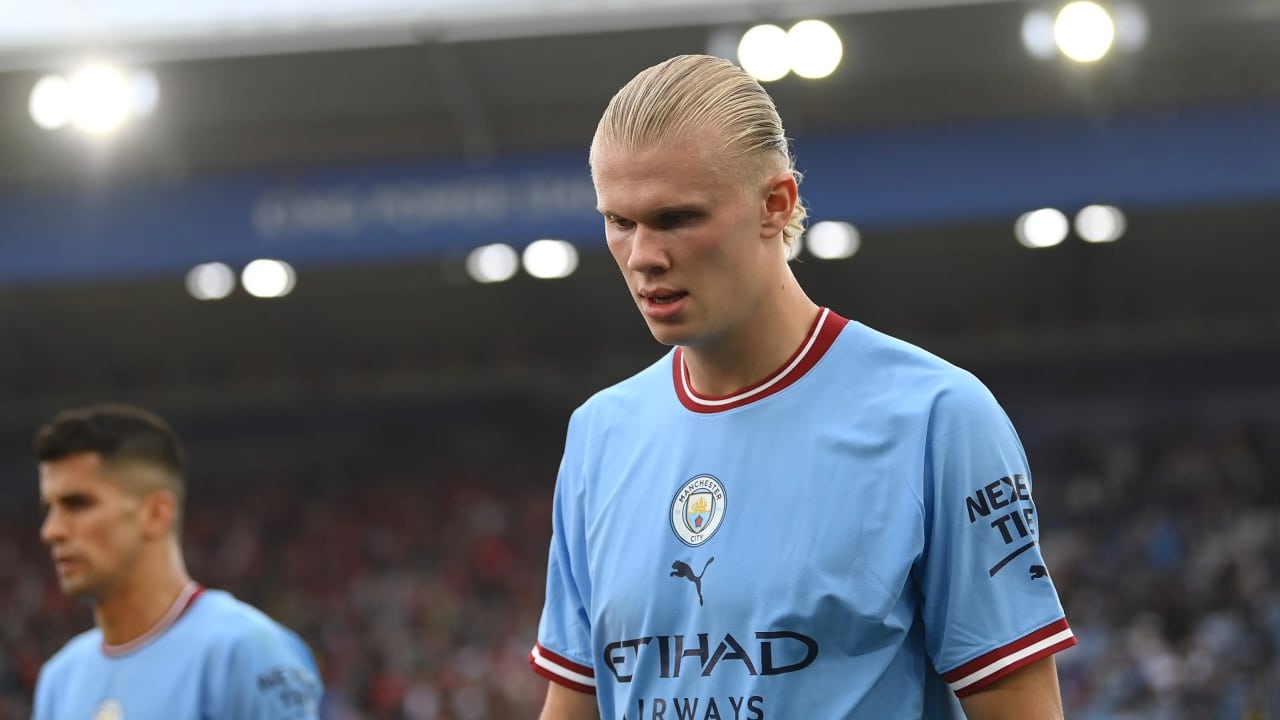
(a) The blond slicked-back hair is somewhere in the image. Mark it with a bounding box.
[590,54,808,251]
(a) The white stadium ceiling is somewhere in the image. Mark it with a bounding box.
[0,0,1016,67]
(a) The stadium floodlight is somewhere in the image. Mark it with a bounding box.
[738,24,790,82]
[466,243,519,283]
[804,221,861,259]
[186,262,237,300]
[30,65,159,133]
[70,63,133,135]
[786,20,843,80]
[29,75,74,130]
[1021,9,1058,61]
[522,239,579,279]
[1054,1,1116,63]
[241,259,297,298]
[1015,208,1069,248]
[1075,205,1126,243]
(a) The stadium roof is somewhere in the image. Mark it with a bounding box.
[0,0,1276,421]
[0,0,1277,184]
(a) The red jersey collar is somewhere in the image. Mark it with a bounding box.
[102,581,204,657]
[672,308,848,413]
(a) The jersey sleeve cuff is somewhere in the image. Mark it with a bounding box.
[529,642,596,695]
[941,617,1077,697]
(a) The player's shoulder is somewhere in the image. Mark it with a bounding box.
[835,320,955,372]
[38,627,102,681]
[187,589,310,656]
[836,320,987,393]
[191,589,295,633]
[845,323,1012,439]
[181,590,321,716]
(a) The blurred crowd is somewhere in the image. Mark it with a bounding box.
[1037,416,1280,719]
[1,397,1277,719]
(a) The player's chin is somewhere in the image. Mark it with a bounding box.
[643,320,693,347]
[57,574,96,598]
[58,579,88,597]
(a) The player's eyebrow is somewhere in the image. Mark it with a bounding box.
[42,491,94,509]
[598,203,707,219]
[653,204,706,217]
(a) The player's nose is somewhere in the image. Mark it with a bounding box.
[40,509,67,545]
[626,224,670,274]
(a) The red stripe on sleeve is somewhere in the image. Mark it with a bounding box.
[943,618,1077,697]
[529,659,597,695]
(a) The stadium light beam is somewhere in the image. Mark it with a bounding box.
[804,221,861,259]
[786,20,843,79]
[1021,9,1058,61]
[466,243,519,283]
[30,64,159,133]
[738,24,790,82]
[186,262,237,300]
[70,63,132,135]
[522,240,578,279]
[1054,1,1116,63]
[1015,208,1069,248]
[242,259,297,298]
[29,75,74,130]
[1075,205,1126,243]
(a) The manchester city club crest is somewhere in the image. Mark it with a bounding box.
[670,475,727,546]
[94,699,124,720]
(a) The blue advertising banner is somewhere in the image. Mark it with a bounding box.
[1,103,1277,286]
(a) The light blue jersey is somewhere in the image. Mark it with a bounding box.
[532,309,1075,719]
[34,583,322,720]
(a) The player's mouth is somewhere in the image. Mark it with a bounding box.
[640,289,688,319]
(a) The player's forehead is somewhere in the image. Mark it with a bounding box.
[39,452,117,497]
[592,139,744,216]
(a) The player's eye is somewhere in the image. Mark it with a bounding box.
[60,494,94,510]
[606,214,635,230]
[657,212,699,229]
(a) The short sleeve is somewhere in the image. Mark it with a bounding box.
[918,373,1076,697]
[32,661,57,720]
[214,627,323,719]
[529,408,596,694]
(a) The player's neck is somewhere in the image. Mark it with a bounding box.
[95,542,193,646]
[682,277,818,397]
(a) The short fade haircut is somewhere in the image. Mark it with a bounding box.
[590,54,808,251]
[34,403,187,509]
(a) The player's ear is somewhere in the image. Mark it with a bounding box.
[760,170,798,240]
[141,489,178,540]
